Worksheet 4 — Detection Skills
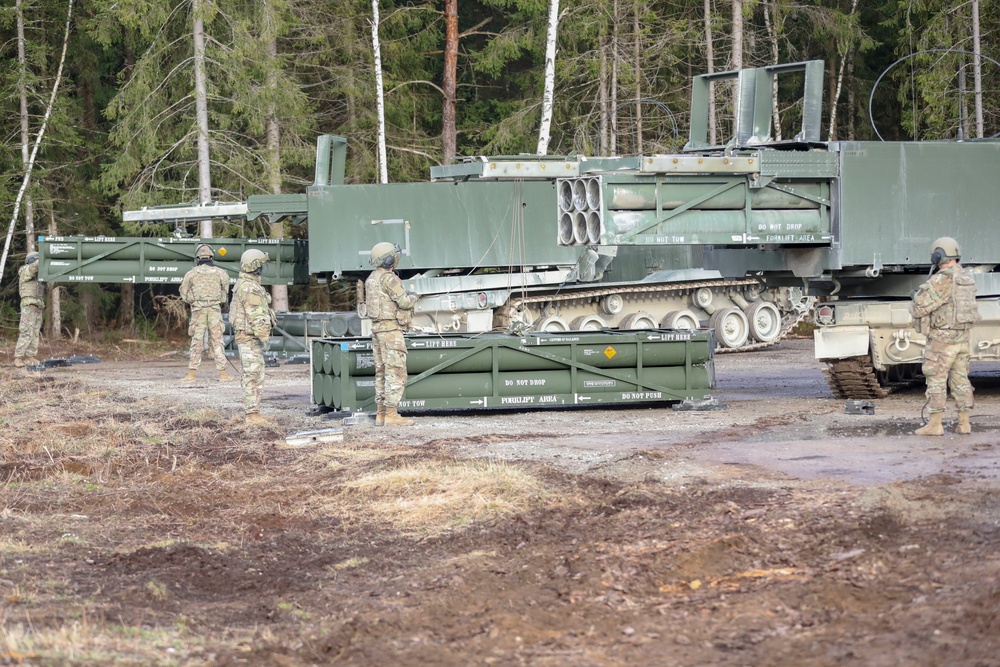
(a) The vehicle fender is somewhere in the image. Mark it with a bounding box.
[813,325,870,360]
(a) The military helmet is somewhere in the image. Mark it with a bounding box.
[930,237,961,265]
[370,241,401,269]
[195,244,214,259]
[25,251,39,265]
[240,248,270,272]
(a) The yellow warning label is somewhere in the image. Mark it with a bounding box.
[218,248,228,256]
[604,346,616,359]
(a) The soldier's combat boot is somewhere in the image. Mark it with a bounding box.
[244,412,274,428]
[13,358,25,368]
[180,369,198,383]
[914,412,944,436]
[956,412,972,435]
[375,404,386,427]
[383,406,414,426]
[25,357,40,365]
[219,370,234,382]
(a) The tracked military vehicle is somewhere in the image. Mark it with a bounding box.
[114,136,811,352]
[550,60,1000,399]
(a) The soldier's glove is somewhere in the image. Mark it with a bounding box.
[258,335,271,352]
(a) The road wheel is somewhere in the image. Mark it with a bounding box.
[661,309,700,330]
[744,301,782,343]
[710,307,750,349]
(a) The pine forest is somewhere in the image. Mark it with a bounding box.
[1,0,997,335]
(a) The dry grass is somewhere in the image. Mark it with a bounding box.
[0,366,566,663]
[336,459,551,533]
[7,366,544,666]
[1,620,201,667]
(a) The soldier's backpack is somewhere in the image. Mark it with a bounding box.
[953,269,980,326]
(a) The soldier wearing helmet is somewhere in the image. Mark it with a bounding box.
[910,237,980,435]
[229,248,277,426]
[364,241,417,426]
[179,244,233,383]
[13,250,44,368]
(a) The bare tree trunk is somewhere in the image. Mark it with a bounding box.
[731,0,743,70]
[763,0,781,140]
[847,58,856,140]
[371,0,388,183]
[633,0,642,154]
[827,0,858,141]
[192,0,213,238]
[536,0,559,155]
[0,0,74,282]
[610,0,619,155]
[263,0,289,312]
[599,30,609,154]
[16,0,35,254]
[48,207,61,339]
[704,0,716,145]
[959,63,969,140]
[442,0,458,164]
[972,0,983,138]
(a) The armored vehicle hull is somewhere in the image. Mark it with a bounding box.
[120,138,812,351]
[550,60,1000,398]
[302,141,811,349]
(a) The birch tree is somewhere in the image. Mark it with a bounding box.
[16,0,35,255]
[0,0,74,282]
[704,0,716,145]
[94,0,311,221]
[972,0,983,138]
[536,0,559,155]
[192,0,213,238]
[731,0,743,71]
[827,0,860,141]
[371,0,388,183]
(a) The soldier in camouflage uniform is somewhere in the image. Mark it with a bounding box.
[179,244,233,382]
[230,249,276,427]
[910,237,980,436]
[364,242,417,426]
[13,251,44,368]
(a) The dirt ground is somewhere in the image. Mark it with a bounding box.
[2,337,999,666]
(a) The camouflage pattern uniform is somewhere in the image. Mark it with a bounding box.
[230,270,275,414]
[365,266,416,408]
[910,263,977,414]
[14,260,44,363]
[180,263,231,371]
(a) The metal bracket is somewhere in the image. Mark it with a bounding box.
[282,427,344,448]
[342,412,375,425]
[845,400,875,415]
[672,396,727,411]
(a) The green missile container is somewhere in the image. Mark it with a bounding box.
[310,329,715,411]
[38,236,309,286]
[224,311,362,358]
[323,332,711,377]
[330,366,712,410]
